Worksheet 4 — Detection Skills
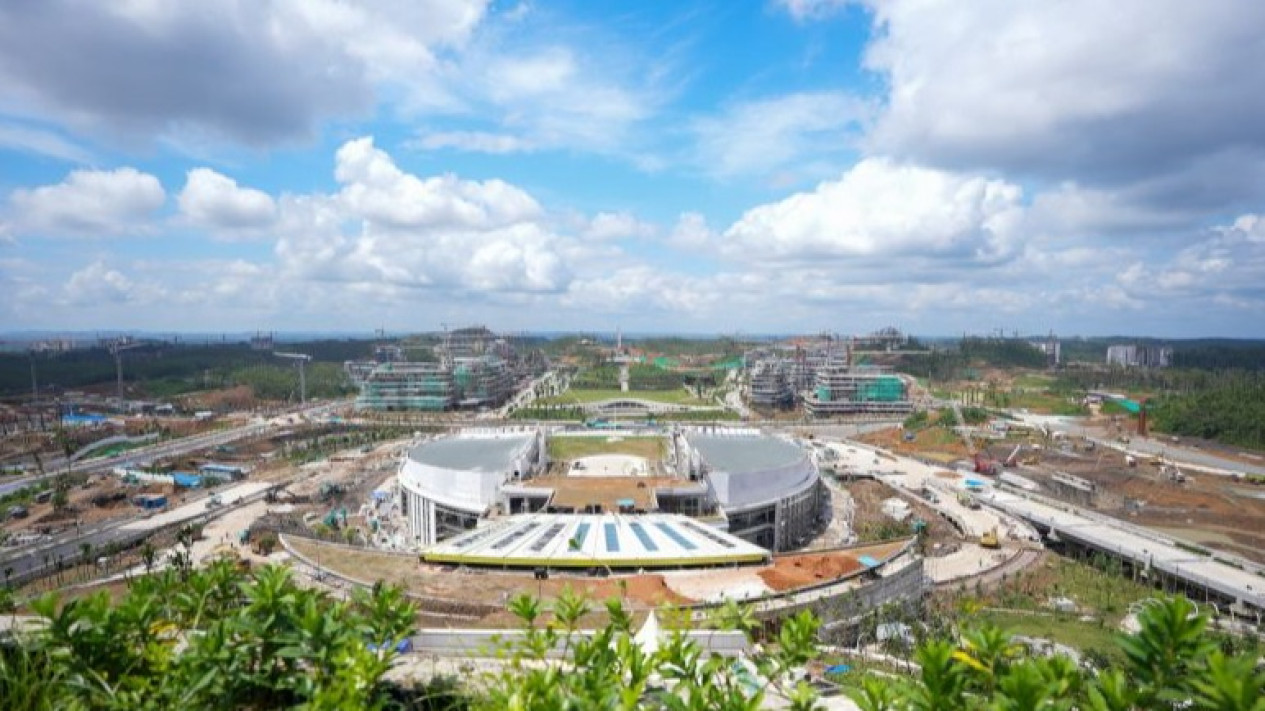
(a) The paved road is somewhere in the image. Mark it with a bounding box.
[1,401,347,579]
[0,482,274,582]
[0,400,348,498]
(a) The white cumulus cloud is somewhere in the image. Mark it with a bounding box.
[334,136,541,230]
[862,0,1265,189]
[724,158,1024,262]
[10,167,165,236]
[178,168,276,233]
[275,136,569,295]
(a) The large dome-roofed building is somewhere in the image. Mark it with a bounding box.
[676,429,822,551]
[399,428,545,545]
[398,426,823,555]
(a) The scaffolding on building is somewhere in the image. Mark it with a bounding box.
[803,364,913,417]
[748,360,794,408]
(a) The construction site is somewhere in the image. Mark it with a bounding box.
[349,326,542,412]
[858,407,1265,565]
[745,331,915,416]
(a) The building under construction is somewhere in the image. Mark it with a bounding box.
[802,364,912,417]
[355,354,517,412]
[748,360,794,408]
[353,326,531,412]
[747,333,914,415]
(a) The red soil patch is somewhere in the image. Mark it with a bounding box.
[759,553,864,591]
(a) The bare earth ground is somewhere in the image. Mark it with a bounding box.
[861,415,1265,563]
[846,479,960,547]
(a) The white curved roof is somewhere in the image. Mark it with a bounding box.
[685,432,817,509]
[400,432,537,511]
[408,434,533,473]
[687,434,806,474]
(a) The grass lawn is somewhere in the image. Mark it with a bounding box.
[940,554,1157,662]
[1004,390,1088,416]
[974,611,1126,663]
[546,435,666,462]
[1013,373,1055,389]
[540,387,711,406]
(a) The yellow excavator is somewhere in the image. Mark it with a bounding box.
[979,528,1001,549]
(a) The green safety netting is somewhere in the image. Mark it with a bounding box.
[858,376,904,402]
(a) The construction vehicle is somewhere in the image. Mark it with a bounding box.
[979,528,1001,549]
[973,452,999,476]
[319,482,344,501]
[1003,444,1023,468]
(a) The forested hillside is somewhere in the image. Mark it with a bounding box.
[0,340,369,399]
[1149,372,1265,450]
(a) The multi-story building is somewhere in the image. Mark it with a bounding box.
[354,352,517,411]
[802,364,912,417]
[748,360,794,408]
[356,362,456,411]
[1106,344,1172,368]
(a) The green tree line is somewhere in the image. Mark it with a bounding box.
[0,340,369,400]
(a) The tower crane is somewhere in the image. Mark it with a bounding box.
[274,352,313,404]
[109,340,144,402]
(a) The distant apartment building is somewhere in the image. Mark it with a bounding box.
[1106,344,1172,368]
[29,338,76,354]
[1029,337,1061,367]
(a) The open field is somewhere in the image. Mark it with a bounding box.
[938,554,1158,663]
[974,610,1123,662]
[546,435,666,462]
[1012,372,1056,389]
[858,425,971,463]
[540,388,710,406]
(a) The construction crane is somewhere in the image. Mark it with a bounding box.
[274,352,313,404]
[109,340,144,402]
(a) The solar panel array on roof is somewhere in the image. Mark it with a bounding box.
[421,513,769,569]
[449,522,508,550]
[530,522,567,552]
[629,522,658,551]
[492,522,539,550]
[680,520,736,549]
[654,522,697,550]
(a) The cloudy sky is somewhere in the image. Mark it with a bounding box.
[2,0,1264,337]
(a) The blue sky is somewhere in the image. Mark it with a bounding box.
[2,0,1265,337]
